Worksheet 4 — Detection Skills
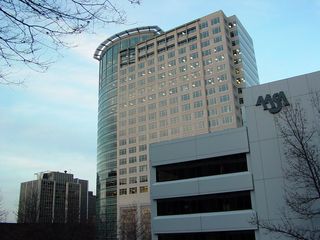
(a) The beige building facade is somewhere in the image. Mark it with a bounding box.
[95,10,258,239]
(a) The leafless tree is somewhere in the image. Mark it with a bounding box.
[119,206,151,240]
[0,0,140,84]
[256,94,320,240]
[0,190,8,222]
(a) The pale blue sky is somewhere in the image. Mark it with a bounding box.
[0,0,319,222]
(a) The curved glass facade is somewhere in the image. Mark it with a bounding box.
[96,27,162,240]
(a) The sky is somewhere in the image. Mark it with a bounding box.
[0,0,319,222]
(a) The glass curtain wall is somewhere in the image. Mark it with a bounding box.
[97,31,159,240]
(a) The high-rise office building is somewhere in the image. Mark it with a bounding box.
[94,10,259,239]
[18,171,90,224]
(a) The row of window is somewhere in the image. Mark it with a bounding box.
[118,112,207,133]
[119,154,147,164]
[119,82,229,108]
[157,191,251,216]
[119,70,228,98]
[119,175,148,185]
[156,153,247,182]
[118,145,147,155]
[158,230,255,240]
[208,115,233,127]
[199,26,221,39]
[199,16,220,30]
[119,164,148,175]
[119,186,148,195]
[119,123,206,138]
[123,50,225,76]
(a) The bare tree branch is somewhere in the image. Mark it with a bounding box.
[256,94,320,240]
[0,190,8,222]
[119,206,151,240]
[0,0,140,84]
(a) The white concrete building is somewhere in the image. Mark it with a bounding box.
[150,71,320,240]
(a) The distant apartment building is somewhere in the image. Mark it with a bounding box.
[94,10,259,239]
[18,171,94,224]
[88,191,96,224]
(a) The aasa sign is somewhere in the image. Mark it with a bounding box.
[256,91,290,114]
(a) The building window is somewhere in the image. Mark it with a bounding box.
[214,45,224,53]
[139,165,148,172]
[128,137,136,144]
[182,103,191,111]
[140,186,148,193]
[212,26,221,34]
[208,97,217,105]
[222,115,233,124]
[149,122,157,130]
[138,115,146,123]
[220,94,230,103]
[170,106,179,114]
[189,43,197,51]
[119,178,127,185]
[192,80,201,88]
[211,17,220,25]
[160,129,168,137]
[208,108,218,116]
[203,58,212,66]
[169,97,178,104]
[139,135,146,142]
[158,231,255,240]
[178,47,186,55]
[119,149,127,155]
[170,116,179,124]
[194,110,204,119]
[158,55,164,62]
[182,114,191,121]
[157,190,251,216]
[119,158,127,165]
[128,147,136,154]
[129,176,137,184]
[206,87,215,95]
[149,132,158,139]
[129,187,137,194]
[213,35,222,43]
[129,156,137,164]
[179,65,187,73]
[201,40,210,48]
[193,100,203,108]
[168,51,175,58]
[202,49,211,56]
[139,144,147,152]
[169,87,178,95]
[200,31,209,39]
[129,166,137,174]
[199,21,208,29]
[159,99,167,107]
[209,119,219,127]
[221,105,232,113]
[119,139,127,146]
[168,59,176,67]
[192,90,202,98]
[119,168,127,175]
[148,112,157,121]
[218,84,229,92]
[139,155,147,162]
[139,175,148,183]
[119,189,127,195]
